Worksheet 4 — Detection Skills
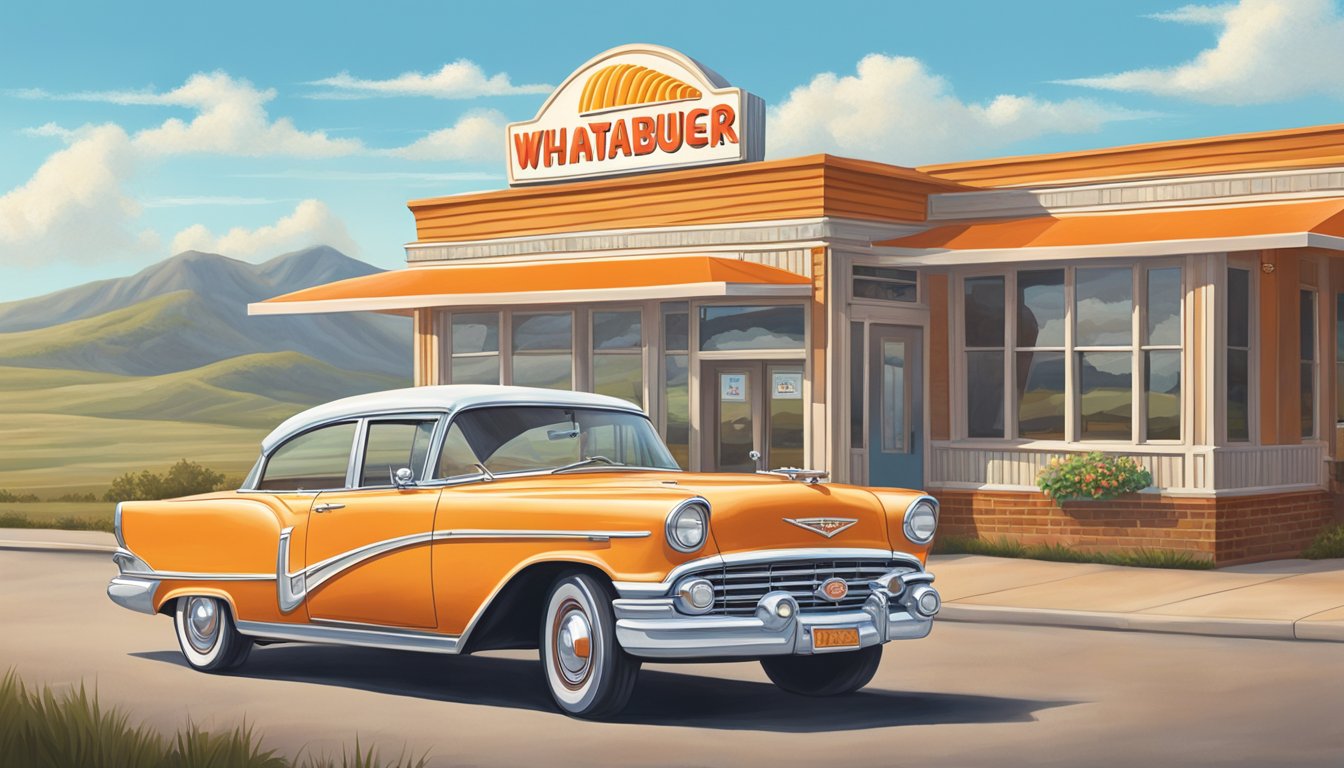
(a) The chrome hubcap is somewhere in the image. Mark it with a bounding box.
[555,609,593,684]
[185,597,219,653]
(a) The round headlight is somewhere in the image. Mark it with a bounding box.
[666,499,709,553]
[903,496,938,544]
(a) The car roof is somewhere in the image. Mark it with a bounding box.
[262,385,646,452]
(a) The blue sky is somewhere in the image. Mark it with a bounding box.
[2,0,1343,301]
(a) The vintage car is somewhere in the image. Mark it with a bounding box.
[108,385,941,718]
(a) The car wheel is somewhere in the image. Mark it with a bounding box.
[173,595,252,673]
[761,644,882,696]
[539,572,640,719]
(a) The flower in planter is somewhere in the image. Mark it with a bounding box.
[1036,452,1153,502]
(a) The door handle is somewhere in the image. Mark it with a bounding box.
[313,503,345,513]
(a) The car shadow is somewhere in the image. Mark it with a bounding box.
[132,646,1072,731]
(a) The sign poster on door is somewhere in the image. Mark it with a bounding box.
[720,373,747,402]
[772,372,803,400]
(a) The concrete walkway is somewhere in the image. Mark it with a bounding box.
[4,528,1342,643]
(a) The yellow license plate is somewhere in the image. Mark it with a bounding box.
[812,627,860,649]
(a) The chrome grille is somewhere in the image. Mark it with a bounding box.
[687,558,914,616]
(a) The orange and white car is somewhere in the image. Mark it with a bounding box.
[108,385,941,718]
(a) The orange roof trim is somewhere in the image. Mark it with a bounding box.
[249,256,813,316]
[877,199,1344,262]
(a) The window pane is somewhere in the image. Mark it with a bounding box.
[1145,350,1181,440]
[451,354,499,385]
[360,421,435,487]
[966,351,1004,438]
[453,407,677,473]
[964,276,1005,348]
[1337,362,1344,423]
[593,354,643,406]
[1079,352,1132,440]
[1227,268,1250,349]
[1017,269,1065,347]
[1076,267,1133,346]
[512,353,572,390]
[1227,348,1250,441]
[1301,361,1315,438]
[594,311,642,349]
[452,313,498,354]
[881,341,906,452]
[1300,291,1316,361]
[259,422,356,491]
[1147,268,1182,346]
[435,423,482,479]
[699,305,805,351]
[854,266,917,282]
[850,322,864,449]
[512,313,572,351]
[769,368,806,469]
[664,354,689,468]
[854,279,916,302]
[1016,351,1065,439]
[663,309,689,352]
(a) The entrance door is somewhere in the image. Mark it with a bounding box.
[868,325,923,489]
[701,361,806,472]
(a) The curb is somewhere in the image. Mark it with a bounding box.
[939,603,1344,643]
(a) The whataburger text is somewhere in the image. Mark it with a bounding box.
[512,104,740,171]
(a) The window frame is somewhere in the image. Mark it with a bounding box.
[1223,259,1257,444]
[353,414,446,489]
[850,264,920,305]
[447,311,503,386]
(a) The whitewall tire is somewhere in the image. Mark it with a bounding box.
[540,573,639,718]
[173,595,252,672]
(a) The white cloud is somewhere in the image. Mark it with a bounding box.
[767,54,1142,165]
[382,109,506,162]
[1061,0,1344,104]
[170,199,357,260]
[306,60,550,99]
[20,122,75,139]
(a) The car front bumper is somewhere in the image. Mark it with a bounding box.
[612,571,940,660]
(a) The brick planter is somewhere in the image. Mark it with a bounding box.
[933,488,1335,566]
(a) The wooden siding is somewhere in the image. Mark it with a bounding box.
[919,122,1344,188]
[927,273,950,441]
[408,155,968,244]
[1259,250,1303,445]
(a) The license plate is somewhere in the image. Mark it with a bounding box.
[812,627,860,649]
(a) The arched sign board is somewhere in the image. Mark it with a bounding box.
[506,44,766,186]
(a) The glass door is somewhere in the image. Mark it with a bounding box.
[701,361,806,472]
[868,325,923,488]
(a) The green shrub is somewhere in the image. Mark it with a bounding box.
[1037,452,1152,502]
[0,513,113,532]
[104,460,228,502]
[1302,524,1344,559]
[934,534,1214,569]
[0,490,40,503]
[52,492,100,503]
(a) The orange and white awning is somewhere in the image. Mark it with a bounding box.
[249,255,813,316]
[876,198,1344,264]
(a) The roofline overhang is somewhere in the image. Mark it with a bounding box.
[872,232,1344,266]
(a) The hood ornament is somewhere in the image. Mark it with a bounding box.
[783,517,858,538]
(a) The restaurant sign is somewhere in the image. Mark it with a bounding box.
[506,44,765,186]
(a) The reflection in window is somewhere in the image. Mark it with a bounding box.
[1017,351,1065,439]
[435,423,482,479]
[512,313,572,390]
[851,322,864,449]
[853,266,917,302]
[1018,270,1067,439]
[451,312,500,384]
[1079,352,1131,440]
[1227,268,1251,441]
[1144,268,1182,440]
[769,366,806,468]
[1076,267,1133,346]
[964,276,1005,438]
[592,310,642,406]
[258,422,356,491]
[1076,267,1133,440]
[360,421,436,486]
[1146,351,1181,440]
[881,341,906,452]
[662,304,690,467]
[699,305,804,351]
[1017,270,1065,347]
[1301,289,1316,438]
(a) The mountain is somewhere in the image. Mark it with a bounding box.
[0,247,410,377]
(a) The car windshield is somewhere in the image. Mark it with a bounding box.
[440,406,680,477]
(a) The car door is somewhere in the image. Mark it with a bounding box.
[304,415,442,629]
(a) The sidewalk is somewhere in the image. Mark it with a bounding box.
[4,528,1342,642]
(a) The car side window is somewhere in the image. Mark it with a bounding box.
[435,422,483,479]
[258,422,357,491]
[360,420,437,487]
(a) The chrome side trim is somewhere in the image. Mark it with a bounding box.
[113,502,126,549]
[118,570,275,582]
[435,529,651,542]
[235,619,461,654]
[614,548,925,599]
[304,531,439,594]
[277,527,306,613]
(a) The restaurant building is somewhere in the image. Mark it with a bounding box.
[253,44,1344,564]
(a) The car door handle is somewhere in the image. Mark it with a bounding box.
[313,503,345,513]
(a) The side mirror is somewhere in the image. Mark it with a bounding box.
[392,467,415,488]
[748,450,764,471]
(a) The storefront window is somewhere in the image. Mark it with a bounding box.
[1145,268,1182,440]
[662,304,690,468]
[450,312,500,385]
[1301,289,1317,438]
[699,305,805,351]
[1017,270,1065,439]
[964,276,1005,438]
[853,266,917,302]
[1076,267,1133,440]
[512,312,572,390]
[1336,294,1344,424]
[591,310,643,406]
[1226,268,1251,442]
[850,321,864,449]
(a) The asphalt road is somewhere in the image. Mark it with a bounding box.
[4,548,1343,768]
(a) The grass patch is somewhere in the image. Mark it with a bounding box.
[0,503,114,532]
[0,670,428,768]
[934,535,1214,570]
[1302,524,1344,559]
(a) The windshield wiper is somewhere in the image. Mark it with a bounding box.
[550,456,620,474]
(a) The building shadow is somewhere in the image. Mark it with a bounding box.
[132,645,1072,731]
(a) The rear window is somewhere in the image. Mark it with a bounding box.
[257,422,357,491]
